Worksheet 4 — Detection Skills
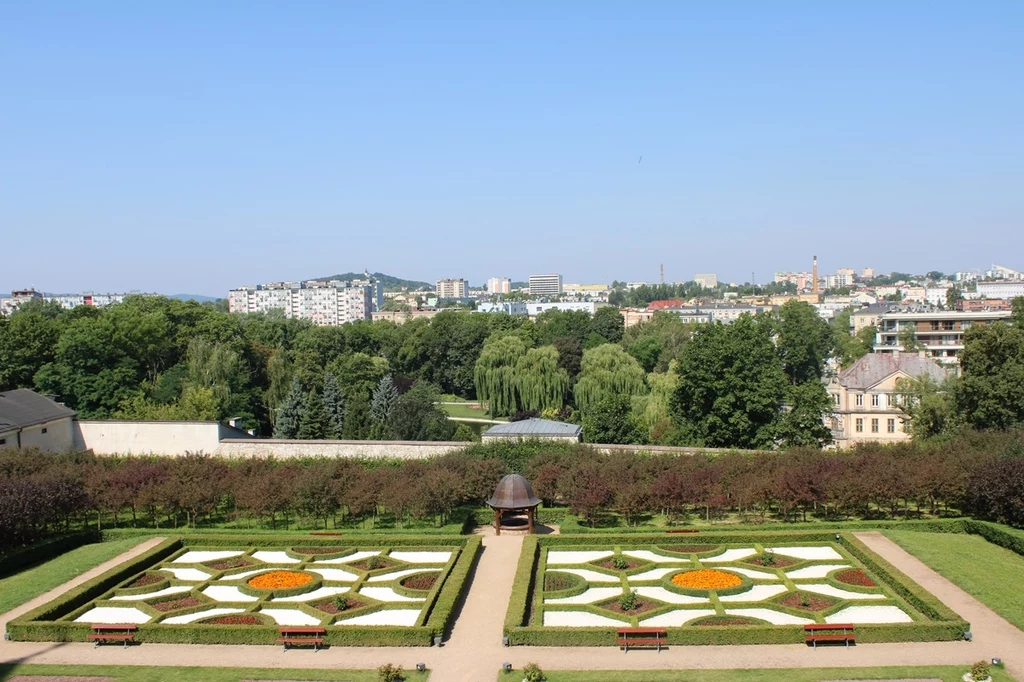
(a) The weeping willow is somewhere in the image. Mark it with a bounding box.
[644,361,678,427]
[573,344,647,414]
[474,334,528,417]
[515,346,571,413]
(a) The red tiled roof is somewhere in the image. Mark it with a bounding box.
[647,300,686,311]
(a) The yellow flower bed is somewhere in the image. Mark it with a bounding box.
[671,569,742,590]
[247,570,313,590]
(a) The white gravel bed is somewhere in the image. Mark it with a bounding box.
[632,587,709,604]
[272,586,350,602]
[308,567,358,582]
[337,609,421,626]
[724,608,813,625]
[543,611,627,627]
[765,546,843,561]
[785,564,849,579]
[74,606,151,624]
[826,605,912,624]
[719,585,789,602]
[802,584,887,600]
[626,568,680,582]
[162,607,243,624]
[161,567,212,581]
[358,587,424,603]
[172,551,244,564]
[260,608,323,626]
[366,568,440,583]
[704,548,757,562]
[546,551,613,564]
[548,568,619,583]
[545,587,622,605]
[201,585,259,602]
[389,551,452,564]
[640,609,717,626]
[314,550,380,564]
[110,585,193,601]
[251,551,301,564]
[621,550,688,563]
[214,568,272,581]
[728,567,781,580]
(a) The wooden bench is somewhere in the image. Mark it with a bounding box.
[665,529,699,534]
[88,623,137,648]
[277,626,326,651]
[617,627,667,652]
[804,623,855,648]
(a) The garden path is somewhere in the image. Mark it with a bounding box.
[1,532,1021,681]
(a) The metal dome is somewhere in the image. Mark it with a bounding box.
[486,473,541,510]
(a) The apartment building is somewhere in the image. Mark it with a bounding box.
[526,301,607,318]
[976,281,1024,300]
[826,352,948,447]
[228,280,374,326]
[477,301,529,315]
[1,288,141,315]
[529,274,563,297]
[694,273,719,289]
[654,302,765,324]
[873,306,1013,365]
[486,277,511,295]
[774,271,813,290]
[436,278,468,299]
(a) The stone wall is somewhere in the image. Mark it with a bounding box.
[215,439,467,459]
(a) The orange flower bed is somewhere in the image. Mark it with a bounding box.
[247,570,313,590]
[671,569,742,590]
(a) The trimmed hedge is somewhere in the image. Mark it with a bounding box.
[558,515,973,535]
[964,520,1024,557]
[0,531,100,578]
[504,535,538,632]
[422,535,480,640]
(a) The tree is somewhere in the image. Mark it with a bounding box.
[389,382,455,441]
[946,286,964,310]
[341,392,372,440]
[0,300,64,390]
[370,375,398,423]
[515,346,570,413]
[955,323,1024,431]
[573,345,647,414]
[589,306,624,343]
[1014,296,1024,327]
[582,394,644,445]
[670,314,788,449]
[777,381,834,447]
[321,372,345,439]
[474,334,529,417]
[297,388,329,439]
[775,300,834,384]
[625,335,662,373]
[552,336,583,383]
[895,374,954,439]
[273,377,304,439]
[621,311,693,372]
[898,325,923,352]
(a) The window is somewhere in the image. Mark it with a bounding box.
[885,393,892,407]
[41,427,47,434]
[855,394,863,407]
[888,419,896,433]
[871,394,879,407]
[871,418,879,433]
[855,418,863,433]
[832,394,840,406]
[0,438,5,445]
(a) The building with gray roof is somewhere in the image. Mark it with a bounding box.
[481,418,582,443]
[0,389,77,452]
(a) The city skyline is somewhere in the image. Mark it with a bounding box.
[3,3,1022,294]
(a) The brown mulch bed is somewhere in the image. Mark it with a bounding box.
[126,573,164,588]
[663,545,721,554]
[777,591,837,612]
[313,597,367,614]
[742,554,799,568]
[692,616,764,626]
[597,598,660,616]
[544,573,580,591]
[400,573,437,591]
[348,558,396,571]
[204,556,253,570]
[835,568,877,587]
[152,595,203,612]
[291,547,349,555]
[200,614,265,625]
[591,557,645,571]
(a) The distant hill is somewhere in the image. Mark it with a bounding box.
[169,293,222,303]
[316,272,432,291]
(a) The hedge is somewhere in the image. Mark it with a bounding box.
[504,535,538,633]
[423,535,480,640]
[558,515,973,534]
[0,531,101,578]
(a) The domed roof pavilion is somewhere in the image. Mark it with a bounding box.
[486,473,541,535]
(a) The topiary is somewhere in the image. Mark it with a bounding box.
[619,590,638,612]
[377,663,404,682]
[522,662,545,682]
[333,594,349,611]
[970,660,991,681]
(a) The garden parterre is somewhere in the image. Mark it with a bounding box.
[505,531,967,645]
[8,534,479,646]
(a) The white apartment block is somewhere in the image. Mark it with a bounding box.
[976,281,1024,300]
[436,278,468,299]
[873,307,1013,365]
[694,273,718,289]
[529,274,563,297]
[1,288,138,316]
[526,301,608,318]
[229,280,373,326]
[486,277,511,295]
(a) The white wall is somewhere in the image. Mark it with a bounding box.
[216,439,465,459]
[11,417,75,452]
[74,421,225,455]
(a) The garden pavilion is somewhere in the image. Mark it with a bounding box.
[486,473,541,536]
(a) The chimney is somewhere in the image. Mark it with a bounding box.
[812,255,819,295]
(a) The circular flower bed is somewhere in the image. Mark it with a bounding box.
[671,569,743,590]
[247,570,314,590]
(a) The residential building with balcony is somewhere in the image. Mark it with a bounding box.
[529,274,563,297]
[976,281,1024,300]
[228,280,373,326]
[486,277,512,295]
[826,352,949,448]
[873,307,1013,365]
[436,278,468,299]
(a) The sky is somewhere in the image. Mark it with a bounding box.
[2,2,1023,295]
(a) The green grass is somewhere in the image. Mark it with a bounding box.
[499,666,1012,682]
[0,537,146,616]
[887,530,1024,631]
[0,664,429,681]
[439,402,506,421]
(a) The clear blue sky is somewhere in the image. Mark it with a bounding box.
[2,2,1022,295]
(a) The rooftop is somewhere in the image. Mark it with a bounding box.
[839,352,949,390]
[482,418,582,438]
[0,389,77,431]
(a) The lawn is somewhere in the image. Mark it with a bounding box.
[0,664,429,681]
[498,666,1013,682]
[0,537,146,616]
[887,530,1024,631]
[438,402,506,421]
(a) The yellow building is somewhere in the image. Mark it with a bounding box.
[826,352,948,448]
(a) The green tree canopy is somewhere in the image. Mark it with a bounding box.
[775,300,834,384]
[574,344,647,414]
[955,322,1024,431]
[582,394,644,444]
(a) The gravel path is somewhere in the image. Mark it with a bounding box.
[1,532,1021,681]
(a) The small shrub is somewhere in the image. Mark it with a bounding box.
[522,662,545,682]
[756,551,776,567]
[377,663,404,682]
[367,556,384,570]
[800,593,809,607]
[970,660,991,680]
[333,594,349,611]
[612,556,629,570]
[619,590,638,612]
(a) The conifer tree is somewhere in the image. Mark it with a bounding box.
[297,388,329,440]
[321,372,345,439]
[273,376,304,439]
[370,375,399,423]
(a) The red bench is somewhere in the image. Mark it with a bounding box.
[665,529,699,534]
[277,626,326,651]
[617,627,667,652]
[88,623,137,648]
[804,623,855,648]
